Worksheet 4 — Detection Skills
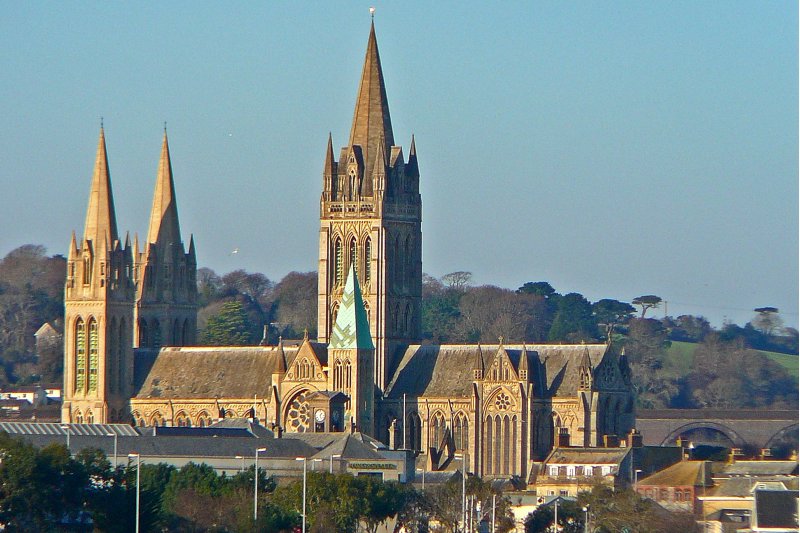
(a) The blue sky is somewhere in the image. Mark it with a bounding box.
[1,2,797,329]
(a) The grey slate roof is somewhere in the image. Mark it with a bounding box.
[544,447,629,465]
[311,433,384,461]
[133,343,327,400]
[386,343,609,399]
[722,460,799,477]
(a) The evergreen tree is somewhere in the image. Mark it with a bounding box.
[200,300,255,346]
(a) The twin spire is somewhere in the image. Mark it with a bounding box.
[146,131,182,248]
[82,126,119,245]
[81,125,183,252]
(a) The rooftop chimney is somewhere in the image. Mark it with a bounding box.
[557,428,570,448]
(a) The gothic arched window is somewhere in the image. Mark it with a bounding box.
[454,412,469,451]
[407,412,422,451]
[83,257,91,285]
[182,319,191,346]
[196,411,212,427]
[404,236,412,289]
[108,318,117,393]
[138,319,148,349]
[364,237,372,286]
[349,237,357,278]
[334,238,343,287]
[75,318,86,394]
[88,319,99,393]
[117,319,126,393]
[151,319,161,350]
[430,411,446,449]
[176,412,191,427]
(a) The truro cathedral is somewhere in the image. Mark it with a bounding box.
[62,22,635,478]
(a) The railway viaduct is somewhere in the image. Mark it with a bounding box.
[636,409,798,451]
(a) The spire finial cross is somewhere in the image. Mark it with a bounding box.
[100,116,104,129]
[369,6,375,20]
[164,121,167,133]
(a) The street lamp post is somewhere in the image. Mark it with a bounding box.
[554,497,559,533]
[106,432,118,468]
[311,458,322,471]
[634,469,643,493]
[254,448,267,522]
[415,468,426,490]
[329,454,341,474]
[60,424,70,452]
[235,455,245,472]
[295,458,308,533]
[128,453,141,533]
[454,453,468,531]
[582,505,590,533]
[491,493,496,533]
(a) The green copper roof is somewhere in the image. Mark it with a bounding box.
[330,265,374,350]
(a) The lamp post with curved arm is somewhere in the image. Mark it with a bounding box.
[254,448,267,522]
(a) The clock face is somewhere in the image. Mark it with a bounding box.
[315,410,326,422]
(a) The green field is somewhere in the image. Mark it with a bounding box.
[664,340,799,378]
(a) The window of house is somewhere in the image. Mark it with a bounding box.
[549,466,559,476]
[601,466,611,475]
[566,466,575,478]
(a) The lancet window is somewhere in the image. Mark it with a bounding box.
[334,238,343,287]
[75,318,86,393]
[88,318,99,392]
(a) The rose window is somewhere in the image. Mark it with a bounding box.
[495,392,511,411]
[286,391,311,432]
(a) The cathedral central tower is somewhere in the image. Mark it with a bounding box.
[317,22,422,392]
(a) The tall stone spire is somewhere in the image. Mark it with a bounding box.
[82,126,119,244]
[348,21,394,180]
[146,130,182,247]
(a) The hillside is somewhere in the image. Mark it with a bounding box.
[665,340,799,379]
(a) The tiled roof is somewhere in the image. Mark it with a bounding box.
[545,447,629,465]
[386,343,610,398]
[638,461,710,487]
[133,344,325,399]
[722,460,799,477]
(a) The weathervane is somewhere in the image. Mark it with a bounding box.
[370,6,375,19]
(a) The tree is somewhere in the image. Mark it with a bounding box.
[457,286,532,343]
[548,293,599,342]
[751,307,783,336]
[631,295,662,318]
[624,318,676,408]
[672,314,712,342]
[272,271,317,339]
[200,300,255,346]
[592,299,635,330]
[576,485,700,533]
[525,498,583,533]
[441,271,473,291]
[517,281,556,298]
[685,333,797,409]
[196,267,222,306]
